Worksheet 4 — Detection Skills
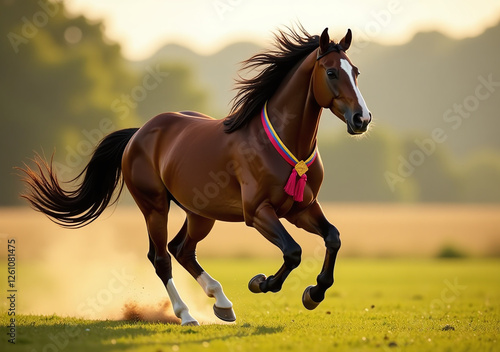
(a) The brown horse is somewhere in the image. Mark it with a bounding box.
[20,27,371,325]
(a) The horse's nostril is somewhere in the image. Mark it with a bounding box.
[352,113,363,129]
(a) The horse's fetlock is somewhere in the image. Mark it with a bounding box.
[317,272,334,289]
[206,281,222,297]
[172,301,189,319]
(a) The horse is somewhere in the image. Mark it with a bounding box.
[19,26,371,326]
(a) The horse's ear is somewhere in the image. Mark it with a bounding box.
[319,28,330,55]
[339,28,352,51]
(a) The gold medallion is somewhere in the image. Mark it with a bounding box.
[294,160,308,177]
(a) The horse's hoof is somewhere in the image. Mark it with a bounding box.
[181,320,200,326]
[213,305,236,322]
[248,274,266,293]
[302,285,321,310]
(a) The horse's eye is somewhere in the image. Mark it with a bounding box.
[326,69,338,79]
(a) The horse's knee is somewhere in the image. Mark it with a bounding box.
[284,243,302,269]
[326,237,341,252]
[325,227,341,252]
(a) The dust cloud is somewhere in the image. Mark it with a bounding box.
[0,207,220,324]
[121,300,179,324]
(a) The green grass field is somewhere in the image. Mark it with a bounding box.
[1,258,498,352]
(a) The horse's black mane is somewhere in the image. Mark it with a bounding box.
[223,25,321,133]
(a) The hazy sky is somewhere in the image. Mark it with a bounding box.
[64,0,500,60]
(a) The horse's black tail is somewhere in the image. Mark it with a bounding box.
[18,128,139,228]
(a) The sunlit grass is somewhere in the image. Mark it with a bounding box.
[1,258,498,352]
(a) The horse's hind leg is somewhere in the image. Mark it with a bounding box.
[146,204,199,326]
[124,163,198,325]
[169,213,236,322]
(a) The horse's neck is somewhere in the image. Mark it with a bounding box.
[267,50,321,159]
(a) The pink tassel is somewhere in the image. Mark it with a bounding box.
[294,174,307,202]
[284,169,297,197]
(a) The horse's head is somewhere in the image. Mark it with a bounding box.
[313,28,372,135]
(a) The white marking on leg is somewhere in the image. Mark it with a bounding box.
[340,58,370,119]
[196,272,233,309]
[166,279,198,325]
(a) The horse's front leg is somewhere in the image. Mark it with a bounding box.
[287,201,341,310]
[248,203,302,294]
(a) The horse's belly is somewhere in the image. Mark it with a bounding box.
[170,177,244,222]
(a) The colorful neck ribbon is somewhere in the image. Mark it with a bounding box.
[261,101,317,202]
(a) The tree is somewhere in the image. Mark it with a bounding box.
[0,1,208,205]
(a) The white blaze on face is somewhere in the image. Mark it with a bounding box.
[340,58,370,118]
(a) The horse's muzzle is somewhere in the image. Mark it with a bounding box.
[347,112,371,135]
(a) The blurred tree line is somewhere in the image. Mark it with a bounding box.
[1,1,498,205]
[0,0,207,205]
